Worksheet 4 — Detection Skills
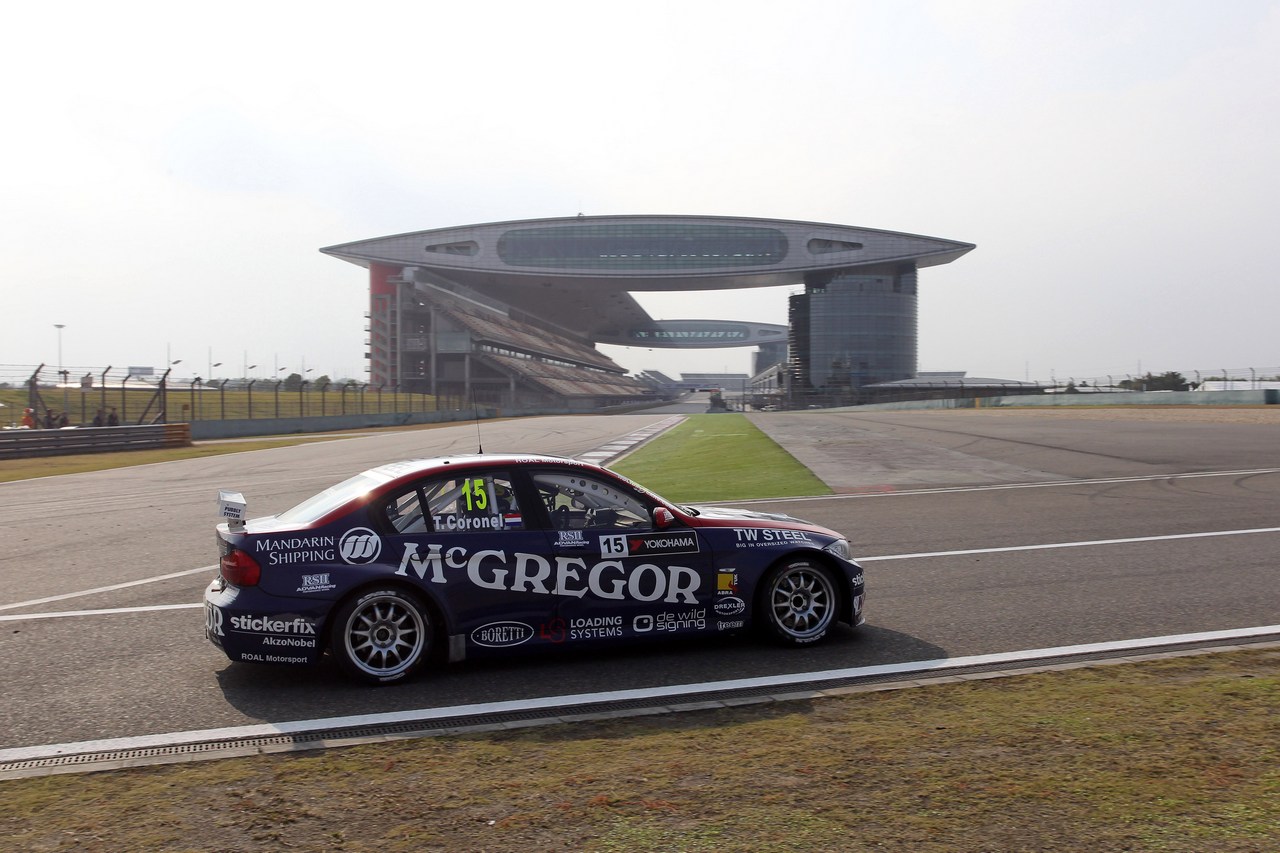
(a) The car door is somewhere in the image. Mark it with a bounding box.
[528,466,717,643]
[380,468,558,652]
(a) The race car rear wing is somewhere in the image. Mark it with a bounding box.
[218,490,247,531]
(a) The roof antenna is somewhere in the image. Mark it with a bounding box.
[472,389,483,454]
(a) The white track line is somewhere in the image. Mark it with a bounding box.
[9,468,1271,613]
[0,604,202,622]
[5,525,1277,621]
[731,467,1280,504]
[3,624,1277,764]
[0,422,681,613]
[858,526,1280,562]
[0,565,215,612]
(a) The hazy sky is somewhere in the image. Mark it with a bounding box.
[4,0,1277,385]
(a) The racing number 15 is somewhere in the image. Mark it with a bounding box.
[462,478,488,511]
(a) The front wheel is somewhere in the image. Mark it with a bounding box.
[757,559,839,646]
[330,588,431,684]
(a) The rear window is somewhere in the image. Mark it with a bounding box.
[274,472,383,524]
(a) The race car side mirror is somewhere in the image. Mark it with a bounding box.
[653,506,674,529]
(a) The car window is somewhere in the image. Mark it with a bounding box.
[384,488,428,533]
[422,472,523,533]
[275,472,385,524]
[532,470,651,530]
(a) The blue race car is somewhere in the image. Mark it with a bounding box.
[204,454,865,684]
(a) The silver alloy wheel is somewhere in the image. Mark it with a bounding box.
[340,590,428,680]
[766,561,836,643]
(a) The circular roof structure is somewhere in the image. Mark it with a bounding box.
[323,215,974,351]
[320,214,975,293]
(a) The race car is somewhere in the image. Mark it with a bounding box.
[204,454,865,684]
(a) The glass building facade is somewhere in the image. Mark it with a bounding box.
[496,222,788,270]
[789,265,918,390]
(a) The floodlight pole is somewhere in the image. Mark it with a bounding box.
[54,324,67,411]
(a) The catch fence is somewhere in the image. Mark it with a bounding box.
[2,365,461,428]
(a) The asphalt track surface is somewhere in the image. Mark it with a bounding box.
[1,408,1277,755]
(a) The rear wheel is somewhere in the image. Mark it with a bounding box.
[330,588,431,684]
[757,559,838,646]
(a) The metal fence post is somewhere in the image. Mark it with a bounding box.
[100,366,111,416]
[190,377,201,421]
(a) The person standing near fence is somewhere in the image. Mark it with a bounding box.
[107,407,120,426]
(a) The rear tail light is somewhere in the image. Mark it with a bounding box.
[220,548,261,586]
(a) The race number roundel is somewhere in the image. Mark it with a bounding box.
[339,528,382,565]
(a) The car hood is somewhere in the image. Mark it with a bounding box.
[684,505,803,523]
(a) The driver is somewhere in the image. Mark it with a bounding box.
[493,481,515,513]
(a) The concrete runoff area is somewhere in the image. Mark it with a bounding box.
[748,406,1280,492]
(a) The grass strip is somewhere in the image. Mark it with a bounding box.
[2,648,1276,852]
[611,414,830,503]
[0,418,518,484]
[0,437,343,483]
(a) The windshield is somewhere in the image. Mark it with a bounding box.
[274,472,383,525]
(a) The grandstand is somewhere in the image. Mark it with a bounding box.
[322,215,974,409]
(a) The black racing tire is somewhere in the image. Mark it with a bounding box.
[330,587,431,684]
[756,558,839,646]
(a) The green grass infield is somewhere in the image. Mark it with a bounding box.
[611,414,830,502]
